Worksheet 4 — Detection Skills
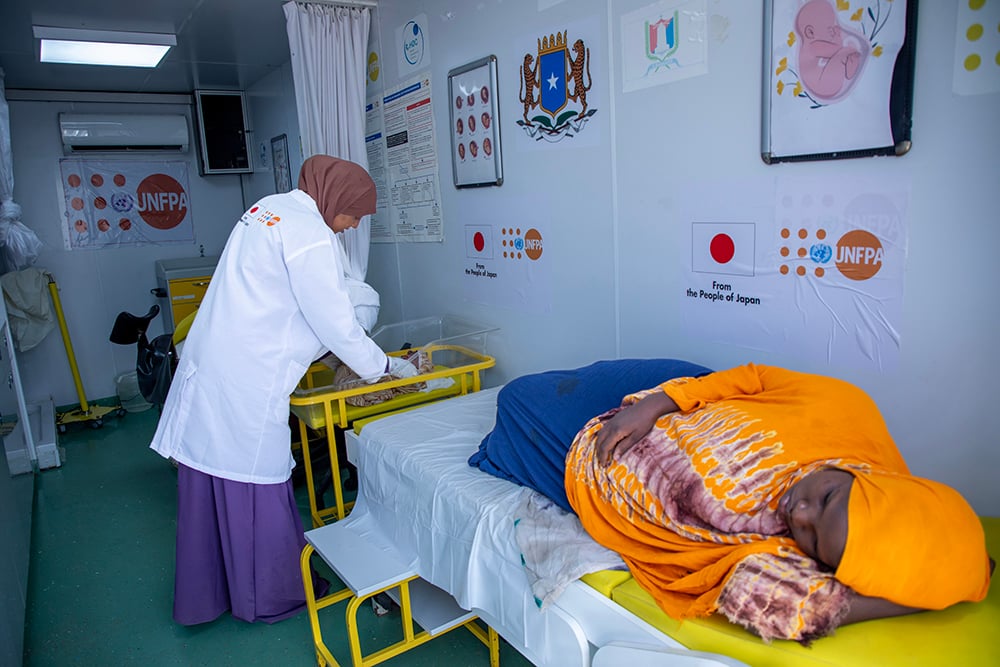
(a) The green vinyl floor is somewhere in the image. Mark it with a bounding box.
[23,405,534,666]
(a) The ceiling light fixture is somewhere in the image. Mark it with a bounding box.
[33,26,176,68]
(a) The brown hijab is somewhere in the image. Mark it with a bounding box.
[297,155,377,227]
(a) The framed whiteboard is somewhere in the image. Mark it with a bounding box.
[448,56,503,188]
[761,0,918,164]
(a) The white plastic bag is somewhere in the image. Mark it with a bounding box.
[0,200,42,272]
[1,70,43,273]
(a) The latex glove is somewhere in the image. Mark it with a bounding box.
[387,355,419,379]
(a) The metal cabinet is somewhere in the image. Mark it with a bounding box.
[154,256,219,332]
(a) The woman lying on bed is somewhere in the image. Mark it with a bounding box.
[565,363,994,644]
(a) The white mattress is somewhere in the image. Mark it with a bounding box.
[348,388,580,664]
[347,387,691,666]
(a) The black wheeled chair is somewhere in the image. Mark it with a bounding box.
[109,304,178,409]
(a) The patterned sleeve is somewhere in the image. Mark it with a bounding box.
[618,364,766,412]
[715,550,854,644]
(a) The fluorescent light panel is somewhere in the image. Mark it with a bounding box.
[33,26,176,68]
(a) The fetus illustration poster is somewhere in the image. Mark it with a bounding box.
[762,0,916,162]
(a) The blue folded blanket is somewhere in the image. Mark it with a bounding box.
[468,358,712,512]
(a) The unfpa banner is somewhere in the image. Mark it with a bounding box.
[680,176,909,373]
[59,159,194,249]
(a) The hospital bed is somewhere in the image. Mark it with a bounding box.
[306,387,999,667]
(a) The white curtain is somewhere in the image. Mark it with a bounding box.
[283,1,373,281]
[0,68,42,274]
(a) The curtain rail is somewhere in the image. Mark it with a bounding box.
[297,0,377,8]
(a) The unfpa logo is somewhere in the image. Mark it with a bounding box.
[501,227,543,261]
[242,205,281,227]
[780,227,882,281]
[834,229,883,280]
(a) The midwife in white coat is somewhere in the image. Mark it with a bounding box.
[150,155,414,625]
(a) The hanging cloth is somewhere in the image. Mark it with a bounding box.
[283,1,373,282]
[0,267,55,352]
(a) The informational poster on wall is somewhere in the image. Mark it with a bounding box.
[396,14,430,78]
[952,0,1000,95]
[364,95,391,241]
[462,223,550,313]
[620,0,708,93]
[369,75,444,243]
[763,0,914,161]
[679,177,909,372]
[58,159,194,249]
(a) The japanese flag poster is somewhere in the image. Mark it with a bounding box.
[462,222,550,313]
[680,176,908,372]
[59,159,195,249]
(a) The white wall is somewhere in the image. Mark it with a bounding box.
[6,97,244,412]
[368,0,620,384]
[241,61,304,208]
[367,0,1000,514]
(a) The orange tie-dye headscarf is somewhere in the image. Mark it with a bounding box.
[838,469,990,609]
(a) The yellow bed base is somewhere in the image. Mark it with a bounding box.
[289,344,495,527]
[299,544,499,667]
[582,516,1000,666]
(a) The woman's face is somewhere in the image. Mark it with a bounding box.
[779,468,853,569]
[329,213,360,233]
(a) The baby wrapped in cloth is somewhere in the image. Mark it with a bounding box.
[325,349,432,406]
[565,364,991,642]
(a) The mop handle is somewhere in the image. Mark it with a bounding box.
[46,275,90,414]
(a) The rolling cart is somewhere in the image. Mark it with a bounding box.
[47,274,124,432]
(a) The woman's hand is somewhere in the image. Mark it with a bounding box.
[595,391,679,466]
[841,592,922,626]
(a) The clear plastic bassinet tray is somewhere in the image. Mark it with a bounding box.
[290,316,497,430]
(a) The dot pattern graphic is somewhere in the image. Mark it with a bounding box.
[778,189,840,280]
[953,0,1000,94]
[779,226,830,279]
[64,170,134,237]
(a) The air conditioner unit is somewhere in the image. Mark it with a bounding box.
[59,113,189,153]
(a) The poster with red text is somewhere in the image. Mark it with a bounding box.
[59,159,194,249]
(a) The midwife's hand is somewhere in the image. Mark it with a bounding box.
[595,391,679,466]
[387,355,419,379]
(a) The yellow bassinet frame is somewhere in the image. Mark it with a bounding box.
[289,344,495,527]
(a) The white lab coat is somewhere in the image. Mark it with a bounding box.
[149,189,388,483]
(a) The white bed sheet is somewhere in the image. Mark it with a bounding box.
[347,388,583,664]
[347,387,691,666]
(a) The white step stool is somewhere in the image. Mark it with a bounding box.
[301,512,499,666]
[3,398,59,475]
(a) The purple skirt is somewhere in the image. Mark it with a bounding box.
[173,463,325,625]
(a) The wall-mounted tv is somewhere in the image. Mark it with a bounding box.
[194,90,253,175]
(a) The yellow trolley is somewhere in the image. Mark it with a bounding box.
[290,317,497,527]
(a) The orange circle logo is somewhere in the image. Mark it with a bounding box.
[524,228,543,260]
[137,174,188,230]
[835,230,883,281]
